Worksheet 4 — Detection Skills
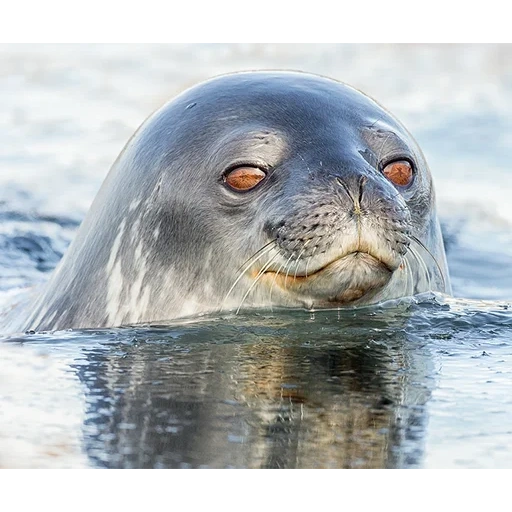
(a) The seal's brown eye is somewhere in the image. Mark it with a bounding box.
[224,167,266,191]
[382,160,413,187]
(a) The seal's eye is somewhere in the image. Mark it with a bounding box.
[224,167,266,192]
[382,160,413,187]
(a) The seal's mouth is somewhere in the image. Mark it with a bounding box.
[258,251,396,305]
[265,251,394,280]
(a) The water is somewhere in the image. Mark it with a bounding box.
[1,44,512,468]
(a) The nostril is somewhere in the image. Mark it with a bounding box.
[334,176,352,199]
[358,176,367,205]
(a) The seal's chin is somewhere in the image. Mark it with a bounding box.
[261,251,396,306]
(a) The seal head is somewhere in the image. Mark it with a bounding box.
[24,71,451,331]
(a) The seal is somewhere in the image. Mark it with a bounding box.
[23,71,451,331]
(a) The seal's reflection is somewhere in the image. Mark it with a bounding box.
[77,308,433,468]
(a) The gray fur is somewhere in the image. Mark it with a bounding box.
[22,71,451,331]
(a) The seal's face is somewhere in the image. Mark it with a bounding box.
[160,72,449,314]
[25,71,452,331]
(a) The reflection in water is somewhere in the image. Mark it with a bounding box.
[73,305,435,468]
[5,296,512,468]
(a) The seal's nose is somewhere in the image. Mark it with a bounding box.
[330,165,408,218]
[334,175,368,217]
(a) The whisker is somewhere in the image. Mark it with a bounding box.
[409,235,446,291]
[409,244,432,291]
[236,253,280,314]
[235,239,277,273]
[404,254,414,296]
[281,239,303,288]
[269,261,286,307]
[305,245,318,278]
[293,240,312,280]
[283,253,297,288]
[402,249,419,297]
[222,241,277,307]
[269,240,311,305]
